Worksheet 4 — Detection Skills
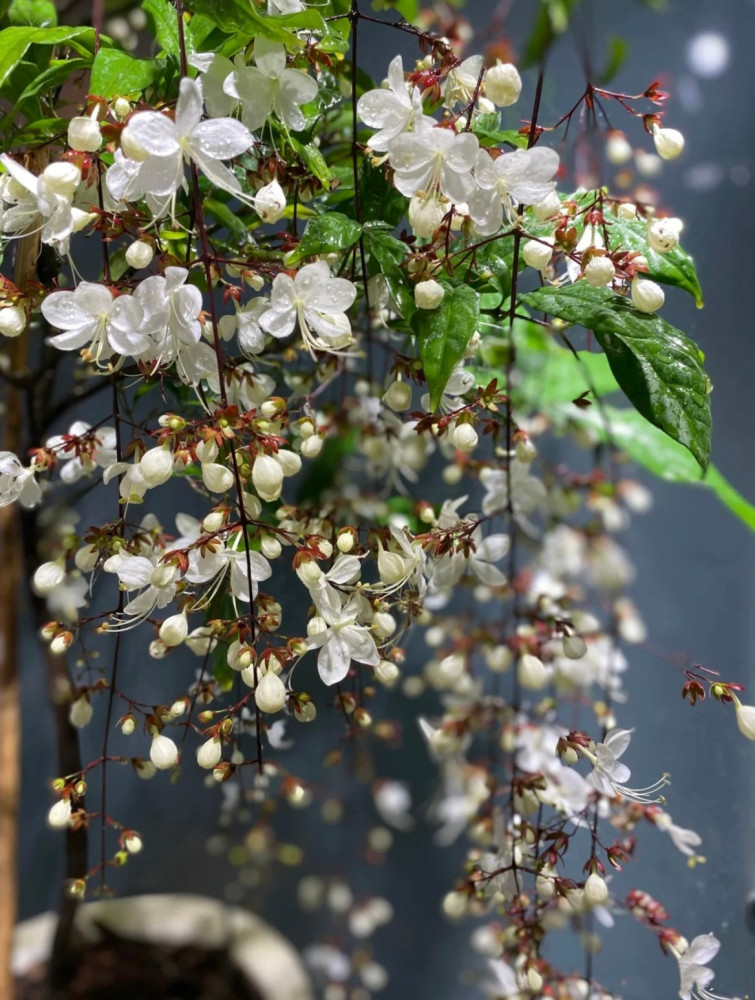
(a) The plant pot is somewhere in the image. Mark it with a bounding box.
[12,893,313,1000]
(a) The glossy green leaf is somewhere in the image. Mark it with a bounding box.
[288,135,333,190]
[285,211,362,265]
[8,0,56,26]
[90,48,164,98]
[7,55,88,115]
[521,283,711,470]
[364,227,414,319]
[606,212,703,307]
[182,0,301,46]
[142,0,180,59]
[371,0,418,20]
[358,160,406,229]
[0,24,97,87]
[413,285,480,410]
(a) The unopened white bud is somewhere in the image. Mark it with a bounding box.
[617,201,638,220]
[414,279,445,310]
[196,737,222,769]
[485,61,522,107]
[408,194,445,238]
[150,733,179,770]
[255,671,287,713]
[735,700,755,741]
[159,612,188,647]
[68,115,102,152]
[69,695,93,729]
[33,561,66,596]
[378,549,406,587]
[375,659,400,686]
[372,611,396,639]
[260,535,282,559]
[452,422,478,453]
[631,277,665,313]
[120,125,149,162]
[484,645,512,673]
[383,380,412,412]
[0,305,25,337]
[646,216,683,253]
[442,891,467,920]
[253,454,284,501]
[294,700,317,722]
[562,634,587,659]
[297,560,323,586]
[527,968,543,992]
[300,435,323,458]
[48,798,72,829]
[74,545,98,572]
[583,256,615,287]
[201,510,224,534]
[125,240,154,270]
[139,447,173,486]
[336,531,355,554]
[653,125,685,160]
[584,872,609,905]
[277,449,302,478]
[254,179,287,224]
[606,130,632,164]
[522,237,554,271]
[113,97,131,119]
[202,462,234,493]
[42,162,80,199]
[531,190,561,220]
[124,833,143,854]
[120,715,136,736]
[518,653,548,690]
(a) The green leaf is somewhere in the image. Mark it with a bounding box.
[472,115,529,149]
[90,48,164,98]
[7,114,64,144]
[358,159,406,228]
[285,211,362,265]
[606,212,703,307]
[288,135,333,190]
[412,285,480,410]
[142,0,180,59]
[205,196,248,242]
[523,0,579,67]
[371,0,418,21]
[182,0,301,46]
[595,34,628,85]
[559,403,755,531]
[364,227,414,319]
[8,0,56,26]
[0,24,98,87]
[9,55,88,110]
[521,283,712,470]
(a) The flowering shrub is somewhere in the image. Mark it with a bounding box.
[0,0,752,997]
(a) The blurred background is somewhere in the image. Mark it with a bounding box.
[16,0,755,996]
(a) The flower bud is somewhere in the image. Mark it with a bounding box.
[252,454,284,502]
[734,699,755,740]
[518,653,548,690]
[69,695,93,729]
[584,872,609,905]
[484,645,512,673]
[442,891,467,920]
[42,162,80,199]
[606,130,632,165]
[522,237,554,271]
[50,631,73,655]
[0,305,25,338]
[196,737,222,769]
[149,733,179,770]
[113,97,131,119]
[159,611,188,647]
[383,379,413,412]
[294,700,317,722]
[33,561,66,596]
[139,447,174,486]
[68,115,102,153]
[74,545,99,572]
[254,180,287,224]
[617,202,637,220]
[134,760,156,779]
[652,125,685,160]
[119,713,136,735]
[527,968,543,992]
[531,190,561,221]
[277,449,302,478]
[202,462,234,493]
[120,125,149,162]
[124,832,143,854]
[375,659,400,686]
[297,559,323,586]
[48,798,72,829]
[372,611,396,639]
[646,216,683,253]
[631,277,665,313]
[201,510,225,534]
[452,423,478,453]
[300,435,323,459]
[562,635,587,659]
[408,194,445,238]
[485,61,522,107]
[260,534,282,559]
[377,549,406,587]
[583,256,615,287]
[414,279,445,310]
[125,240,154,270]
[255,671,287,713]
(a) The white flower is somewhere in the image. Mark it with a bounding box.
[480,459,547,519]
[373,780,414,830]
[470,146,560,236]
[442,55,493,114]
[673,933,738,1000]
[306,600,380,686]
[225,36,318,133]
[358,55,434,152]
[68,113,102,153]
[188,52,238,117]
[254,179,287,223]
[260,260,356,356]
[653,810,703,858]
[732,696,755,740]
[118,77,253,209]
[41,282,148,365]
[582,728,668,803]
[102,550,180,623]
[388,127,479,205]
[430,525,508,592]
[485,61,522,108]
[255,671,287,713]
[0,155,83,248]
[0,451,41,508]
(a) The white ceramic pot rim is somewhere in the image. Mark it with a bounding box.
[13,892,313,1000]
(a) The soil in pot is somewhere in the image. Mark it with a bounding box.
[14,926,263,1000]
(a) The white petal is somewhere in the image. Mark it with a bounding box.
[192,118,253,161]
[127,111,179,156]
